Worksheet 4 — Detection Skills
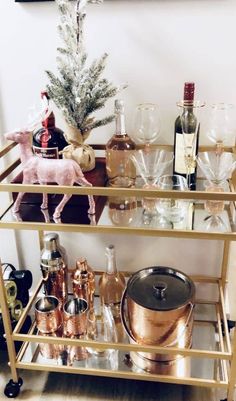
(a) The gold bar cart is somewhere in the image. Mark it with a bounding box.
[0,142,236,401]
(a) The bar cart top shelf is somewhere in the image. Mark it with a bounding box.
[0,142,236,240]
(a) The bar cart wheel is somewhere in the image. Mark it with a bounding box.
[221,319,235,337]
[4,378,23,398]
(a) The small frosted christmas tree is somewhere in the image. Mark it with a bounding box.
[45,0,121,171]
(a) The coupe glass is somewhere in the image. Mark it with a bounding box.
[156,175,189,225]
[197,151,236,231]
[197,151,236,184]
[133,103,161,150]
[206,103,236,153]
[130,149,173,222]
[178,100,205,188]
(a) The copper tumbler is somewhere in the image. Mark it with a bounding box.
[63,298,88,337]
[35,296,62,334]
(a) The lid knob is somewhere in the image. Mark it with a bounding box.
[153,281,167,300]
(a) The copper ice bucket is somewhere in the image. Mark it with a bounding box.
[121,266,195,369]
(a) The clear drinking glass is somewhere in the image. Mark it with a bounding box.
[133,103,161,150]
[156,175,188,224]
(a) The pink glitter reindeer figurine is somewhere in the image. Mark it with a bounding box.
[5,130,96,220]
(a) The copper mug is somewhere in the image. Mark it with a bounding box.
[35,296,62,334]
[38,328,64,360]
[63,298,88,337]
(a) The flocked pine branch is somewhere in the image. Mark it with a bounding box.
[45,0,122,140]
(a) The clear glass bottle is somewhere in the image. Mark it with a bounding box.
[173,82,198,190]
[33,91,68,159]
[99,244,126,319]
[106,99,136,187]
[72,257,95,308]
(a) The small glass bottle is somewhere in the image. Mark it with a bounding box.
[99,244,126,319]
[40,233,68,305]
[106,99,136,187]
[33,91,68,159]
[72,257,95,308]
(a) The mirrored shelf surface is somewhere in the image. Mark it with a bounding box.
[17,303,227,385]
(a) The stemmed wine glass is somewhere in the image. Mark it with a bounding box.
[133,103,161,151]
[206,103,236,154]
[178,100,205,189]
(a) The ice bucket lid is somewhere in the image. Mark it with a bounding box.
[126,266,195,311]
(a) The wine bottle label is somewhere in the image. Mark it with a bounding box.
[33,146,59,159]
[175,133,195,174]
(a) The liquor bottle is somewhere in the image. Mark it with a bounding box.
[173,82,198,190]
[106,99,136,187]
[32,91,68,159]
[72,257,95,308]
[40,233,68,305]
[99,244,126,319]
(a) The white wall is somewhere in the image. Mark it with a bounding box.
[0,0,236,314]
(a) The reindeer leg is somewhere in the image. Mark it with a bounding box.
[39,182,48,210]
[13,173,35,213]
[53,194,72,219]
[13,192,25,213]
[76,178,95,215]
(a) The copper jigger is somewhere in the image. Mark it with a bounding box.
[63,298,88,337]
[35,296,62,334]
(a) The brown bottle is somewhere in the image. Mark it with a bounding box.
[33,91,68,159]
[173,82,198,190]
[72,258,95,308]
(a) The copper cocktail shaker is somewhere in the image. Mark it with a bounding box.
[72,258,95,308]
[40,233,68,305]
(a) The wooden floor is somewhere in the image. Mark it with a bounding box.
[0,351,222,401]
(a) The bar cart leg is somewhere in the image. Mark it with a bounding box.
[225,319,236,401]
[0,260,23,397]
